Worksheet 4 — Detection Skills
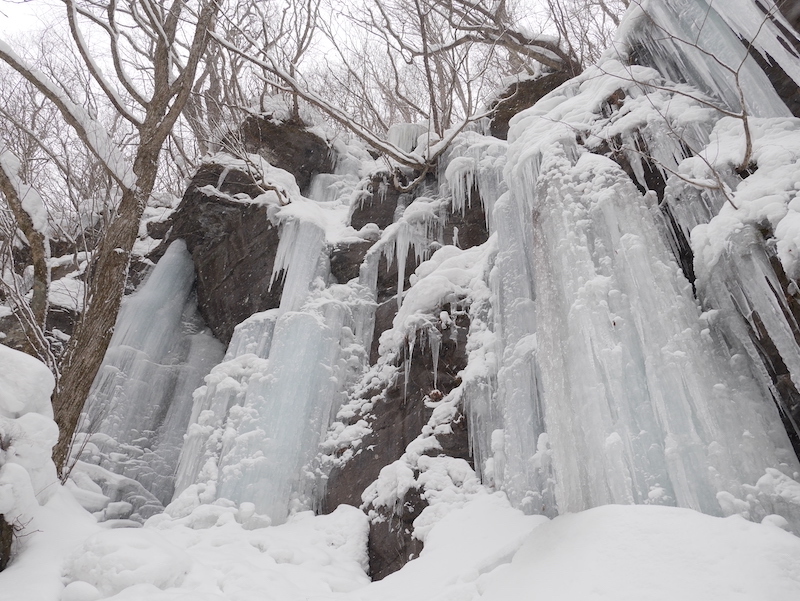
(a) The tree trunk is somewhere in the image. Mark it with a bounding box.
[0,165,52,366]
[51,160,158,475]
[0,518,12,572]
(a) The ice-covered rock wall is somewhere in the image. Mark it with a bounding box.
[64,0,800,577]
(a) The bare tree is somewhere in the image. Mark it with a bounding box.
[0,0,219,474]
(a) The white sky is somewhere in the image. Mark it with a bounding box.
[0,0,57,36]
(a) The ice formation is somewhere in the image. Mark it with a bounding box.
[77,241,224,508]
[73,0,800,542]
[172,166,376,524]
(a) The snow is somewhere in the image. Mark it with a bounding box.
[5,488,800,601]
[48,276,85,312]
[0,148,49,233]
[0,344,55,419]
[480,504,800,601]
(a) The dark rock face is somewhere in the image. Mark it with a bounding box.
[322,312,472,580]
[228,115,334,193]
[159,120,335,344]
[0,518,11,572]
[349,175,402,231]
[441,185,489,251]
[489,72,573,140]
[367,486,427,580]
[330,239,375,285]
[370,298,398,364]
[165,163,283,345]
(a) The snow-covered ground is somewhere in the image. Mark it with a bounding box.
[3,343,800,601]
[5,478,800,600]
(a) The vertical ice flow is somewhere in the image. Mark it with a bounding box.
[82,240,224,504]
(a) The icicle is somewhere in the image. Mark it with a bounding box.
[441,131,508,233]
[625,0,792,118]
[404,329,416,402]
[387,123,428,153]
[396,221,411,311]
[271,219,325,313]
[429,326,442,391]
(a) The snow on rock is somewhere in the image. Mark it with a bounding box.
[48,276,86,313]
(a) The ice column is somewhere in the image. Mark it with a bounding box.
[215,311,340,523]
[507,135,799,517]
[82,240,224,504]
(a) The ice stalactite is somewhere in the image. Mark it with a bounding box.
[387,123,429,154]
[441,132,508,232]
[622,0,793,118]
[80,241,224,505]
[271,218,326,313]
[377,196,440,310]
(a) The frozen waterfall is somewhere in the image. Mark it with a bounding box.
[78,240,224,507]
[172,172,375,524]
[75,0,800,534]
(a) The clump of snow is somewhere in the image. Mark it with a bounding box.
[48,276,85,312]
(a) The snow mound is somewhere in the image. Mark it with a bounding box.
[480,504,800,601]
[63,529,191,597]
[0,344,55,419]
[0,346,59,521]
